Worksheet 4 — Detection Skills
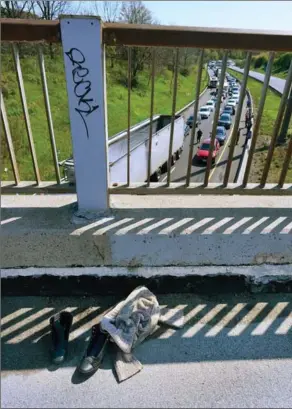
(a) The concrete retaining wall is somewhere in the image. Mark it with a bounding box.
[2,194,292,269]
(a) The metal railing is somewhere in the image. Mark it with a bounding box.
[1,18,292,211]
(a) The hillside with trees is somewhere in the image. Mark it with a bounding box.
[1,1,211,180]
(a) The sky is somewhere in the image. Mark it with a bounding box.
[143,1,292,31]
[77,1,292,31]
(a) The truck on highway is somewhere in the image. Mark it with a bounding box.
[209,76,219,88]
[60,114,185,184]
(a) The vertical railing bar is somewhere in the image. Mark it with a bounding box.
[223,51,252,187]
[12,43,40,184]
[1,92,20,185]
[167,48,180,186]
[204,51,228,186]
[242,52,275,187]
[260,60,292,186]
[278,136,292,187]
[147,48,156,187]
[127,47,132,186]
[38,45,61,184]
[186,49,204,187]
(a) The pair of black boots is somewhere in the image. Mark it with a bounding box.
[50,311,109,374]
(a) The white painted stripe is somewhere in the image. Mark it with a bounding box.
[1,308,32,326]
[251,302,289,336]
[93,218,134,235]
[275,312,292,335]
[159,218,194,235]
[161,167,175,182]
[242,217,269,234]
[201,217,234,235]
[1,308,54,338]
[115,218,154,235]
[228,302,268,336]
[137,218,174,234]
[205,303,247,337]
[181,218,214,235]
[260,217,287,234]
[0,217,21,226]
[182,304,227,338]
[71,217,114,235]
[223,217,253,234]
[280,221,292,234]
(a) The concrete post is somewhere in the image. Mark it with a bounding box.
[60,16,109,212]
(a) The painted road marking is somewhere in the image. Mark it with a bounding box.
[161,166,176,182]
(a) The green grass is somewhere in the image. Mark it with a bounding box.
[229,70,292,183]
[1,49,208,181]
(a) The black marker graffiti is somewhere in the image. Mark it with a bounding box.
[65,48,99,139]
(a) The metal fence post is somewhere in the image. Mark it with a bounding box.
[60,16,109,211]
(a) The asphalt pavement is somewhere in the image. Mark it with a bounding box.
[230,66,285,95]
[160,86,248,184]
[2,293,292,408]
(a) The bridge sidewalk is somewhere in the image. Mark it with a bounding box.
[2,292,292,408]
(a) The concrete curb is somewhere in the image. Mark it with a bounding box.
[2,265,292,296]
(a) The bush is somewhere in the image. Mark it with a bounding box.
[253,54,268,69]
[179,68,190,77]
[274,53,292,72]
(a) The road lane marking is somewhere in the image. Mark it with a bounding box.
[209,124,234,181]
[161,166,176,182]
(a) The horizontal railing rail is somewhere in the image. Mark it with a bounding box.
[1,17,292,210]
[2,18,292,51]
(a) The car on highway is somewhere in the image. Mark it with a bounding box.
[227,99,237,110]
[218,113,232,129]
[232,86,240,92]
[196,138,220,164]
[186,114,201,128]
[222,105,234,116]
[215,126,227,145]
[206,100,215,112]
[211,95,223,104]
[199,106,211,119]
[231,92,240,103]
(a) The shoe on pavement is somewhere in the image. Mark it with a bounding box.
[50,311,73,364]
[78,324,109,374]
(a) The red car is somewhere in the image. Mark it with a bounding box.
[196,138,220,164]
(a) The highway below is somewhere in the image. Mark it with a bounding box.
[230,66,285,94]
[160,86,248,184]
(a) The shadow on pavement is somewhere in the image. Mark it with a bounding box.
[2,294,291,373]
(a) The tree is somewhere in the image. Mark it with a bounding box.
[32,1,71,58]
[119,1,153,87]
[0,1,33,18]
[32,1,70,20]
[90,1,121,22]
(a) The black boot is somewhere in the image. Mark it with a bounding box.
[50,311,73,364]
[78,324,109,374]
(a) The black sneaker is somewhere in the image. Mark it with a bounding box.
[78,324,109,374]
[50,311,73,364]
